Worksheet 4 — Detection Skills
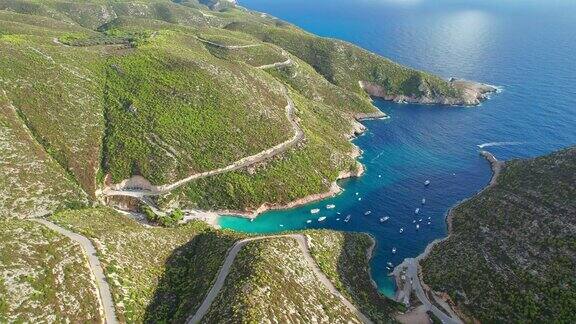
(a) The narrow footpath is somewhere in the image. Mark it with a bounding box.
[186,234,373,324]
[32,219,118,324]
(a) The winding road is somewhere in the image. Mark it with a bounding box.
[32,219,118,324]
[104,84,303,199]
[186,234,373,324]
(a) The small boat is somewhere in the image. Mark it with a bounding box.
[378,174,382,178]
[387,262,394,267]
[355,192,359,196]
[358,197,362,201]
[280,224,284,227]
[336,218,340,221]
[326,204,336,209]
[311,208,320,214]
[250,219,254,222]
[422,198,426,205]
[336,212,341,215]
[386,266,392,270]
[318,216,327,222]
[427,221,431,225]
[344,215,351,222]
[415,208,420,214]
[392,247,397,254]
[412,220,416,223]
[306,220,312,224]
[380,216,389,222]
[418,218,422,222]
[416,224,420,230]
[364,211,372,216]
[424,180,431,186]
[399,228,404,233]
[427,216,431,220]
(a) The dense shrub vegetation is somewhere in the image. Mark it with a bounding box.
[421,147,576,322]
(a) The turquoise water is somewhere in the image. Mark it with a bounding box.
[220,0,576,296]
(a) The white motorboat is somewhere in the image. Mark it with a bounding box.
[380,216,389,222]
[399,228,404,233]
[326,204,336,209]
[306,220,312,224]
[415,208,420,214]
[318,216,327,222]
[422,198,426,204]
[344,215,351,222]
[424,180,431,186]
[364,210,372,216]
[392,247,397,253]
[310,208,320,214]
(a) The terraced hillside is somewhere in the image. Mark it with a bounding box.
[421,147,576,322]
[0,0,493,218]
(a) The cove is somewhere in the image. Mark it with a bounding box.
[220,0,576,297]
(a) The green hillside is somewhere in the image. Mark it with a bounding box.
[0,0,482,217]
[421,147,576,322]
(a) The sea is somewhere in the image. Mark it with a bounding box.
[219,0,576,296]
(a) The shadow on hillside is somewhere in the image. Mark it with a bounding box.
[336,232,404,323]
[143,228,238,324]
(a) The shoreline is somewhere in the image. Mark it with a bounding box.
[392,150,503,321]
[209,111,382,222]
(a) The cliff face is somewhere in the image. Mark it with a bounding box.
[359,78,497,106]
[421,147,576,323]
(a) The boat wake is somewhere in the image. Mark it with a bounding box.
[477,141,524,149]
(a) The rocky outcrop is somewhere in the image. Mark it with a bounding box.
[359,78,497,106]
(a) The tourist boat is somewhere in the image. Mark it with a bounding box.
[399,228,404,233]
[424,180,431,186]
[415,208,420,214]
[380,216,389,222]
[326,204,336,209]
[422,198,426,204]
[392,247,397,253]
[310,208,320,214]
[318,216,327,222]
[344,215,351,222]
[364,210,372,216]
[306,220,312,224]
[416,224,420,230]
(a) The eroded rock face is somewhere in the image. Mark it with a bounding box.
[359,79,497,106]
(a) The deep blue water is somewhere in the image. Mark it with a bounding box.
[220,0,576,296]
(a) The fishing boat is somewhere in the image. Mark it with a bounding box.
[326,204,336,209]
[415,208,420,214]
[399,228,404,233]
[318,216,327,222]
[428,216,431,220]
[380,216,389,222]
[422,198,426,204]
[424,180,431,186]
[392,247,397,253]
[364,210,372,216]
[344,215,351,222]
[310,208,320,214]
[306,220,312,224]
